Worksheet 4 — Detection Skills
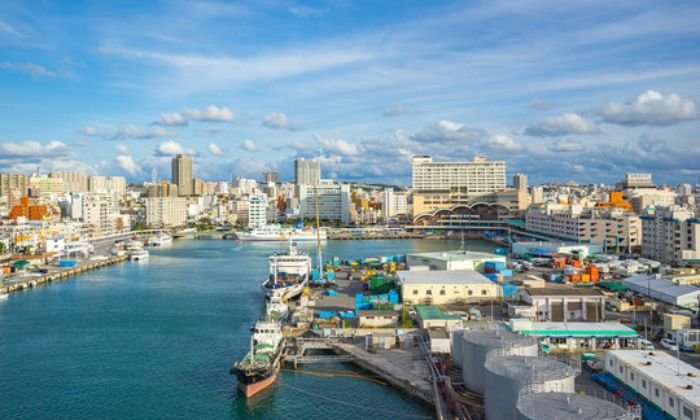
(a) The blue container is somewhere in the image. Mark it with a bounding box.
[483,273,499,283]
[485,261,506,270]
[355,302,372,311]
[326,271,335,280]
[58,260,78,268]
[345,311,356,318]
[319,311,335,319]
[311,269,320,281]
[295,220,304,229]
[388,290,399,304]
[498,269,513,277]
[495,248,508,255]
[501,284,519,298]
[326,290,337,297]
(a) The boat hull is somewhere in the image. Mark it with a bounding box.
[263,278,307,301]
[237,373,277,398]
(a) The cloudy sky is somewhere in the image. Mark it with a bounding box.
[1,0,700,185]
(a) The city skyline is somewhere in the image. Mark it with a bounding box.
[1,1,700,185]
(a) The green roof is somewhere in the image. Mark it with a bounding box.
[415,305,460,321]
[519,329,638,338]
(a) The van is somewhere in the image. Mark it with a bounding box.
[639,339,654,351]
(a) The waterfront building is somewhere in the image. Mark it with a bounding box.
[519,288,606,322]
[0,173,29,199]
[144,197,188,228]
[297,180,350,223]
[406,250,506,272]
[247,192,268,229]
[88,176,126,196]
[525,201,642,251]
[397,270,499,305]
[171,154,193,196]
[512,241,603,259]
[29,175,64,197]
[294,158,320,186]
[606,350,700,420]
[382,188,409,220]
[49,172,88,193]
[81,192,119,235]
[641,205,700,264]
[513,173,528,190]
[358,310,399,328]
[413,305,462,329]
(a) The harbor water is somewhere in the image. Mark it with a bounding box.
[0,238,495,419]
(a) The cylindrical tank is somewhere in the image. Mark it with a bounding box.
[451,329,466,368]
[484,356,576,420]
[517,392,637,420]
[461,328,538,394]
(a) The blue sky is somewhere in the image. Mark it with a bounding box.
[1,0,700,185]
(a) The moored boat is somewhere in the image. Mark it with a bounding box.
[261,241,311,301]
[129,249,149,261]
[235,225,326,242]
[147,233,173,246]
[231,320,283,398]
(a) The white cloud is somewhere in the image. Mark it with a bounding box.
[116,144,130,155]
[0,20,21,37]
[0,140,72,157]
[262,112,299,131]
[524,113,600,137]
[549,139,585,153]
[0,62,55,77]
[600,90,699,126]
[315,134,361,156]
[529,97,553,110]
[412,120,486,143]
[153,140,195,157]
[208,142,224,156]
[116,155,141,175]
[242,139,256,151]
[80,125,171,140]
[485,134,522,152]
[157,112,188,126]
[184,105,234,122]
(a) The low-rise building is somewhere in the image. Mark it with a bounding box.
[623,275,700,309]
[398,270,500,305]
[520,288,606,322]
[507,319,640,351]
[512,241,603,259]
[358,310,399,328]
[641,205,700,264]
[606,350,700,420]
[406,250,505,272]
[414,305,462,329]
[427,328,451,353]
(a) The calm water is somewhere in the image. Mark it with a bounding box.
[0,238,495,419]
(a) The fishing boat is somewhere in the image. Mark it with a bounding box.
[147,233,173,246]
[261,241,311,301]
[231,320,283,398]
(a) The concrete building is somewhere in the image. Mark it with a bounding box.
[81,192,119,234]
[531,185,544,204]
[381,188,408,220]
[0,173,29,198]
[247,192,268,229]
[525,203,642,251]
[297,180,350,223]
[49,172,88,193]
[512,241,603,259]
[606,350,700,420]
[507,319,640,351]
[513,173,528,190]
[88,176,126,196]
[622,172,654,189]
[147,181,179,198]
[171,154,193,196]
[397,270,500,305]
[623,275,700,309]
[520,288,606,322]
[414,305,462,329]
[406,250,506,272]
[641,205,700,264]
[262,171,280,184]
[29,175,64,196]
[294,158,320,186]
[144,197,188,228]
[357,310,399,328]
[411,155,506,217]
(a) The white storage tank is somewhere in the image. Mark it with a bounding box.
[451,329,466,368]
[517,392,637,420]
[461,328,538,394]
[484,355,576,420]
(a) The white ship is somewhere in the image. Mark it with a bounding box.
[235,225,326,242]
[147,233,173,247]
[261,241,311,301]
[129,249,150,261]
[265,296,289,320]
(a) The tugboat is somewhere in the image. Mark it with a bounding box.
[261,241,311,301]
[231,320,283,398]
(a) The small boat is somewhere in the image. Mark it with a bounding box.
[0,292,8,300]
[129,249,149,261]
[231,320,283,398]
[147,233,173,247]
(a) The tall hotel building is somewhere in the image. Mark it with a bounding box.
[411,155,506,217]
[171,154,193,197]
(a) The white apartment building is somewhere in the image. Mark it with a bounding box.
[526,203,642,251]
[623,172,654,189]
[382,188,408,220]
[297,180,350,223]
[29,175,64,197]
[294,158,321,185]
[247,192,268,229]
[641,205,700,264]
[88,176,126,196]
[50,172,88,192]
[626,189,677,213]
[231,177,258,195]
[144,197,188,228]
[81,192,119,234]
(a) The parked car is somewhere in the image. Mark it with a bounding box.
[639,339,654,351]
[660,338,679,351]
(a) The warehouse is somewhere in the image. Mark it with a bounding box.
[414,305,461,329]
[623,274,700,308]
[512,241,603,259]
[397,270,500,305]
[520,287,606,321]
[406,250,505,272]
[606,350,700,420]
[507,319,640,351]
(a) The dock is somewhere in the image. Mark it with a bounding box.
[1,254,129,295]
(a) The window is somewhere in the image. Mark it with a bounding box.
[481,290,487,295]
[440,290,446,296]
[468,290,473,296]
[426,290,432,295]
[642,379,646,389]
[413,290,418,295]
[655,388,660,398]
[669,398,674,408]
[619,366,624,373]
[683,406,693,419]
[609,360,613,367]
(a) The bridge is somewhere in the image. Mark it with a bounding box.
[283,336,355,367]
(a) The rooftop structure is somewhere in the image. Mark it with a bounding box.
[517,391,638,420]
[521,288,606,322]
[512,241,604,259]
[406,250,505,272]
[414,305,461,329]
[623,275,700,308]
[508,320,638,338]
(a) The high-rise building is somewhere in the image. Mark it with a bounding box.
[88,176,126,196]
[145,196,188,228]
[382,188,409,220]
[623,173,654,189]
[641,205,700,264]
[0,173,29,198]
[247,192,268,229]
[294,158,321,186]
[411,155,506,217]
[513,173,528,191]
[81,192,119,234]
[297,181,350,223]
[29,175,65,197]
[262,171,280,184]
[531,186,544,204]
[50,172,88,193]
[171,154,193,196]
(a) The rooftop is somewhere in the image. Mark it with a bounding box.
[397,270,493,285]
[525,287,604,297]
[427,328,450,339]
[415,305,460,321]
[357,310,399,318]
[623,275,700,299]
[407,250,503,262]
[607,350,700,408]
[508,320,638,337]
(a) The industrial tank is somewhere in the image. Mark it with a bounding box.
[517,392,637,420]
[484,355,576,420]
[451,329,466,368]
[461,328,538,394]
